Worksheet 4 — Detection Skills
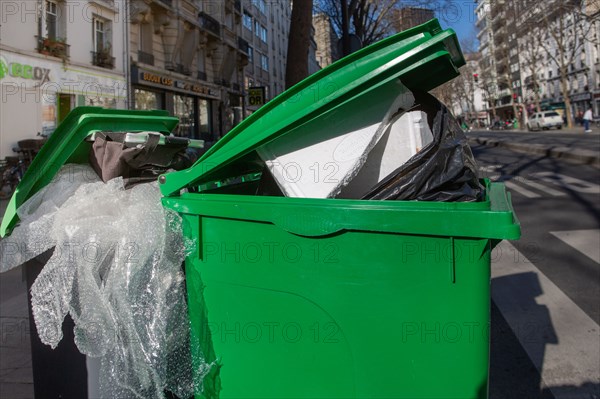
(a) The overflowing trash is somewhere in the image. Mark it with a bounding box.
[0,164,211,399]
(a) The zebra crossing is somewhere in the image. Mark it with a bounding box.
[492,239,600,399]
[479,165,600,198]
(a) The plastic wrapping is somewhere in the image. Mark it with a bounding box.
[0,164,210,399]
[362,91,484,202]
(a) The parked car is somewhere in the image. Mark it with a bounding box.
[527,111,563,131]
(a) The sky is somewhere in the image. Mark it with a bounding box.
[432,0,479,51]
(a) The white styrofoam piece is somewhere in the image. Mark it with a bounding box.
[338,110,434,199]
[257,81,415,198]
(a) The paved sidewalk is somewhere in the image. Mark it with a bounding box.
[0,198,34,399]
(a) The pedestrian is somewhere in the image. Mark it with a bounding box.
[583,106,593,133]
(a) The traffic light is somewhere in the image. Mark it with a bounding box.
[473,73,479,83]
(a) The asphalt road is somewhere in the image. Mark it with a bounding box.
[471,142,600,399]
[471,130,600,154]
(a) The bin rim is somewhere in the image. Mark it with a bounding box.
[162,180,521,240]
[159,19,466,197]
[0,107,179,238]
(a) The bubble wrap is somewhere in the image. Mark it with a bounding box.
[0,164,211,399]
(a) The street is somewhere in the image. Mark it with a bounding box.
[471,132,600,399]
[1,132,599,398]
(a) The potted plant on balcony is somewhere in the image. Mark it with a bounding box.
[40,37,68,59]
[95,42,114,68]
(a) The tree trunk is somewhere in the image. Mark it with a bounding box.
[559,66,573,128]
[285,0,314,89]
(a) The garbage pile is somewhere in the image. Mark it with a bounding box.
[227,81,482,202]
[0,164,211,399]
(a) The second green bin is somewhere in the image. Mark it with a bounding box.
[160,20,521,399]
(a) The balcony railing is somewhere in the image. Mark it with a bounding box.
[138,51,155,66]
[238,37,249,54]
[175,64,191,76]
[215,78,230,87]
[199,12,221,37]
[38,37,70,59]
[91,51,115,69]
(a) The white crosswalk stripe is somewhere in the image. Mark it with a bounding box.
[492,240,600,398]
[504,180,541,198]
[550,229,600,264]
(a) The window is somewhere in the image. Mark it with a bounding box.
[173,95,195,138]
[253,0,266,14]
[254,20,260,35]
[94,18,106,52]
[248,46,253,62]
[243,12,253,30]
[260,25,267,42]
[46,0,58,39]
[260,54,269,71]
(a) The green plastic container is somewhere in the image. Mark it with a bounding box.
[0,107,179,237]
[160,20,521,399]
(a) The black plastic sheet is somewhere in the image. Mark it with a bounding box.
[362,91,484,202]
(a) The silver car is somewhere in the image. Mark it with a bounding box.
[527,111,563,131]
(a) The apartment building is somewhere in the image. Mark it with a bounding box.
[241,0,291,113]
[129,0,249,141]
[393,7,434,33]
[0,0,127,158]
[313,13,339,69]
[476,0,600,123]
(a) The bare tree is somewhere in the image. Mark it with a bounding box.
[285,0,314,89]
[315,0,452,56]
[526,0,600,128]
[518,28,544,113]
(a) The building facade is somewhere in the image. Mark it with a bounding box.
[393,7,435,33]
[0,0,292,157]
[476,0,600,124]
[0,0,127,158]
[241,0,291,114]
[313,13,339,69]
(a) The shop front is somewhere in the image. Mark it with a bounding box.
[131,66,220,141]
[0,51,126,158]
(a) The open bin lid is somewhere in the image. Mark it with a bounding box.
[0,107,179,237]
[159,19,465,197]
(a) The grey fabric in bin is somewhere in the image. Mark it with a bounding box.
[89,132,189,188]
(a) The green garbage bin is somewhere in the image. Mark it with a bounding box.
[159,20,521,399]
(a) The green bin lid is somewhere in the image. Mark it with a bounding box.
[0,107,179,237]
[159,19,465,197]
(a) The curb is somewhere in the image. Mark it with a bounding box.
[468,137,600,168]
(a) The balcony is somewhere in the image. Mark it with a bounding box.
[215,78,230,87]
[175,63,191,76]
[38,37,70,59]
[91,50,115,69]
[199,11,221,37]
[197,71,207,81]
[238,37,249,54]
[138,51,155,66]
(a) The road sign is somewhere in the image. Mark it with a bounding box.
[248,86,266,106]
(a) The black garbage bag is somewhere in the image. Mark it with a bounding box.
[361,90,484,202]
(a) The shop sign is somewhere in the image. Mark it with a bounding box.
[135,66,217,98]
[0,55,51,83]
[142,71,174,87]
[248,86,266,106]
[1,52,126,100]
[570,92,592,102]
